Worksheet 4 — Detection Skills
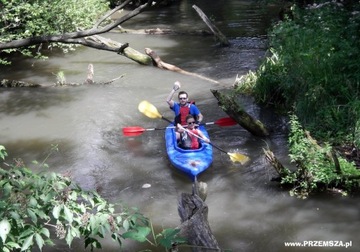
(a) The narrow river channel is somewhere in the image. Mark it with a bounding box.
[0,1,359,251]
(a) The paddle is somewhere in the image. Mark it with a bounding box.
[138,100,173,124]
[122,126,174,137]
[202,117,237,126]
[177,124,250,165]
[122,117,237,136]
[138,100,250,164]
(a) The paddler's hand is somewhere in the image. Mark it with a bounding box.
[177,123,185,132]
[173,81,181,91]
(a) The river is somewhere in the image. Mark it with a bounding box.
[0,0,359,251]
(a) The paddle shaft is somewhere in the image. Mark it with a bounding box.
[144,126,173,131]
[161,117,235,127]
[160,116,173,124]
[123,118,233,136]
[179,125,229,154]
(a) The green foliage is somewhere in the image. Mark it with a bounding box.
[0,145,7,160]
[0,146,186,251]
[237,1,360,144]
[0,0,110,63]
[281,115,360,198]
[233,71,258,95]
[55,71,67,86]
[156,228,187,249]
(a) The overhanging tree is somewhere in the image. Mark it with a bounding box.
[0,0,166,65]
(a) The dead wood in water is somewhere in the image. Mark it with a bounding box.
[264,130,360,197]
[192,5,230,47]
[85,64,94,84]
[211,89,269,137]
[0,64,124,88]
[0,79,41,87]
[0,0,226,85]
[116,26,212,36]
[175,179,220,251]
[144,48,219,84]
[264,148,291,179]
[86,35,153,65]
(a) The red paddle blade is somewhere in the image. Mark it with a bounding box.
[122,126,145,136]
[214,117,237,126]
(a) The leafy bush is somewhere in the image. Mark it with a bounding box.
[237,1,360,144]
[0,0,110,63]
[0,145,186,251]
[282,115,360,198]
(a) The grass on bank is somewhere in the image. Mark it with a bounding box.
[235,1,360,197]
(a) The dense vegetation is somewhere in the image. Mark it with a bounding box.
[0,0,109,64]
[236,1,360,197]
[2,0,359,249]
[0,1,190,251]
[0,145,185,251]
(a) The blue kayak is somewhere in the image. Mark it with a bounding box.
[165,125,213,179]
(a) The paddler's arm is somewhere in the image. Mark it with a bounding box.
[196,113,204,124]
[198,130,210,143]
[166,81,181,108]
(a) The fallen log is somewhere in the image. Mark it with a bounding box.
[86,35,153,65]
[144,48,220,84]
[192,5,230,47]
[1,64,124,88]
[0,79,41,87]
[116,26,212,36]
[263,148,291,179]
[176,180,220,251]
[211,89,269,137]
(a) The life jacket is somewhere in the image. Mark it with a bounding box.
[175,101,195,125]
[180,129,200,149]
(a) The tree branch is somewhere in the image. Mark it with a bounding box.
[0,0,153,50]
[94,0,133,28]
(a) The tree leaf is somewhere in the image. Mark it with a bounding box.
[52,205,62,219]
[21,234,34,251]
[35,233,44,250]
[123,219,129,231]
[27,209,37,224]
[0,219,11,242]
[65,227,73,246]
[157,228,186,249]
[121,226,150,242]
[63,205,73,223]
[40,228,50,238]
[29,197,38,207]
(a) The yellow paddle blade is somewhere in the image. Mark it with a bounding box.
[228,152,250,165]
[138,100,162,119]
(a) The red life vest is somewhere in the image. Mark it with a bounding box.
[188,129,200,149]
[180,129,200,149]
[179,104,191,125]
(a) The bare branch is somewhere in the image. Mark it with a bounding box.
[94,0,133,28]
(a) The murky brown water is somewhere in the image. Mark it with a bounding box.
[1,1,359,251]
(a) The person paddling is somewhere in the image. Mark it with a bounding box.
[177,115,210,149]
[166,81,203,125]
